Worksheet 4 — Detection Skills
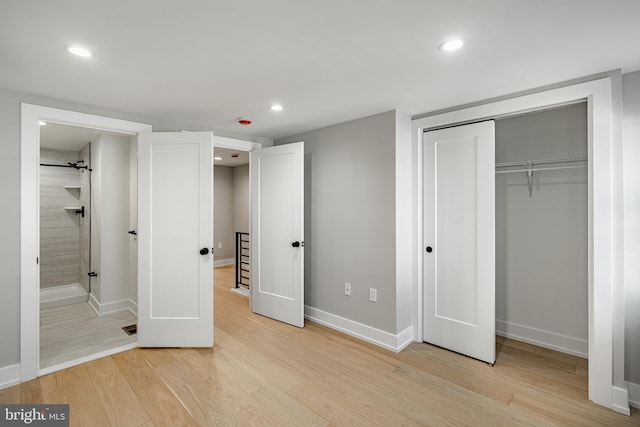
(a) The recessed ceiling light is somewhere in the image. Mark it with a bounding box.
[38,120,47,126]
[66,45,93,58]
[214,156,223,161]
[269,104,284,112]
[439,38,464,52]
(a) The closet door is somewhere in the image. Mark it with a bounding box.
[423,121,495,364]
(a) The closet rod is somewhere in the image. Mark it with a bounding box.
[495,165,587,174]
[495,156,587,168]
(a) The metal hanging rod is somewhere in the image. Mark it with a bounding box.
[495,165,587,174]
[495,156,587,168]
[495,157,587,197]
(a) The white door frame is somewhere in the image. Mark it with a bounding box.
[20,104,152,381]
[409,77,628,413]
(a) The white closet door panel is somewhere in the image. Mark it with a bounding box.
[424,121,495,364]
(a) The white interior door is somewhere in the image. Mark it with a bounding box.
[137,131,213,347]
[423,121,495,364]
[251,142,304,327]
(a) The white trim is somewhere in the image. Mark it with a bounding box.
[409,77,620,410]
[626,381,640,409]
[612,385,631,416]
[40,283,88,310]
[496,320,588,359]
[21,103,151,383]
[214,135,261,151]
[88,294,138,318]
[0,364,21,390]
[305,305,414,353]
[38,342,138,377]
[214,258,235,267]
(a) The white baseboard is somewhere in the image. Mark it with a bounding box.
[304,305,414,353]
[214,258,235,267]
[89,294,138,318]
[496,319,588,358]
[627,381,640,409]
[612,385,631,415]
[0,363,20,390]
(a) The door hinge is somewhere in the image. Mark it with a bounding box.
[36,257,39,264]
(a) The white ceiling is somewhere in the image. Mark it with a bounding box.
[40,122,130,151]
[2,1,640,140]
[214,147,249,167]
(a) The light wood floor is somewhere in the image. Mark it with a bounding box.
[40,302,137,369]
[3,265,637,426]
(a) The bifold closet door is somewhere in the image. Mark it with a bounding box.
[423,121,495,364]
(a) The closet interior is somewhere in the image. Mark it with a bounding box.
[494,102,588,358]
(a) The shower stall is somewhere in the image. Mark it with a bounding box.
[39,146,93,308]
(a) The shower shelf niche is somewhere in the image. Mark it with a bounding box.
[64,206,85,217]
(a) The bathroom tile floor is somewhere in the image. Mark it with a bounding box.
[40,302,136,369]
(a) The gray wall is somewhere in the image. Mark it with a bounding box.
[495,104,588,349]
[214,166,234,261]
[214,164,250,262]
[622,70,640,385]
[232,165,250,234]
[39,149,82,288]
[0,87,271,370]
[276,111,397,334]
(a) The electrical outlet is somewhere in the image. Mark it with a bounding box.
[369,288,377,303]
[218,242,222,249]
[344,282,351,296]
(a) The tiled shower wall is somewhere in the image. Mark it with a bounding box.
[40,148,86,289]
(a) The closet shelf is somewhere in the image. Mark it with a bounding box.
[495,157,587,197]
[495,156,587,168]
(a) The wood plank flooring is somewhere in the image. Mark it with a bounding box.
[2,265,637,426]
[40,301,137,369]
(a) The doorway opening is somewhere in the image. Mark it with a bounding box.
[38,122,139,372]
[494,102,588,359]
[212,147,251,300]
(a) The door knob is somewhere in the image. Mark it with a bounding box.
[426,246,433,253]
[200,247,210,255]
[292,241,301,248]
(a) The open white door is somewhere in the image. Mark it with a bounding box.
[251,142,304,327]
[138,131,213,347]
[423,121,495,364]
